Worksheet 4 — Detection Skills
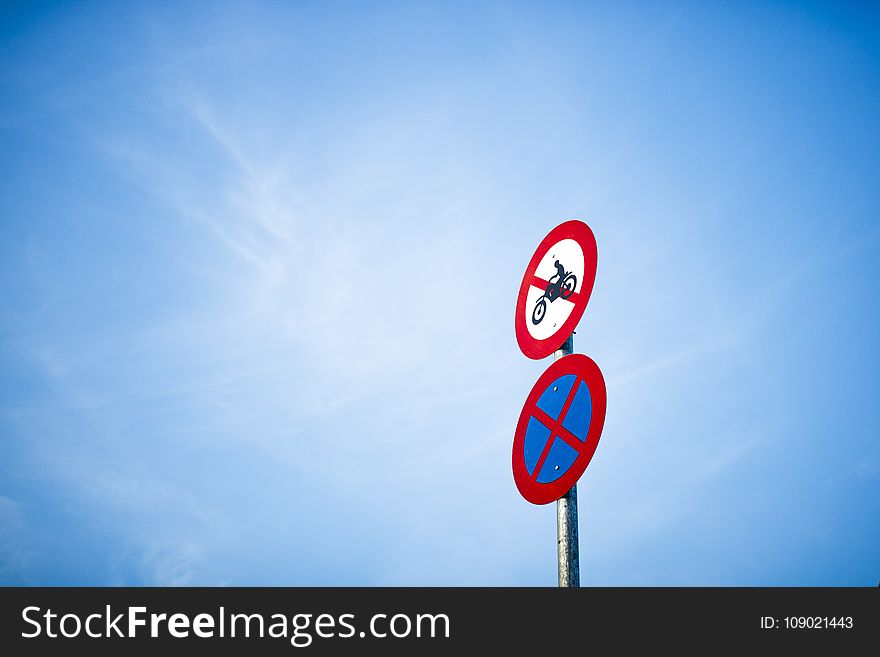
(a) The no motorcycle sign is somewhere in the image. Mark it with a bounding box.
[514,220,597,360]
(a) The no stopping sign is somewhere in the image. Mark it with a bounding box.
[512,353,607,505]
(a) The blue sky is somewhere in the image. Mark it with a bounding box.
[1,1,878,585]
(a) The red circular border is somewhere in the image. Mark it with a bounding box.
[514,220,597,360]
[512,353,607,505]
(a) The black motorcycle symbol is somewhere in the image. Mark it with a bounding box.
[532,260,577,325]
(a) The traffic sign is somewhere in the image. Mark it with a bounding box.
[512,353,606,505]
[515,220,597,360]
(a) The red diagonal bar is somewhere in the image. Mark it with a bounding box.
[530,275,581,304]
[530,378,584,481]
[531,406,585,451]
[530,432,557,482]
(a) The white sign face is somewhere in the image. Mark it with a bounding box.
[523,238,585,341]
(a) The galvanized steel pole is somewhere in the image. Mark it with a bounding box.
[554,333,580,587]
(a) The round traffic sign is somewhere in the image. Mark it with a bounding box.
[512,353,606,505]
[515,220,597,360]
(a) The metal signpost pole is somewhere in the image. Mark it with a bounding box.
[554,333,580,587]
